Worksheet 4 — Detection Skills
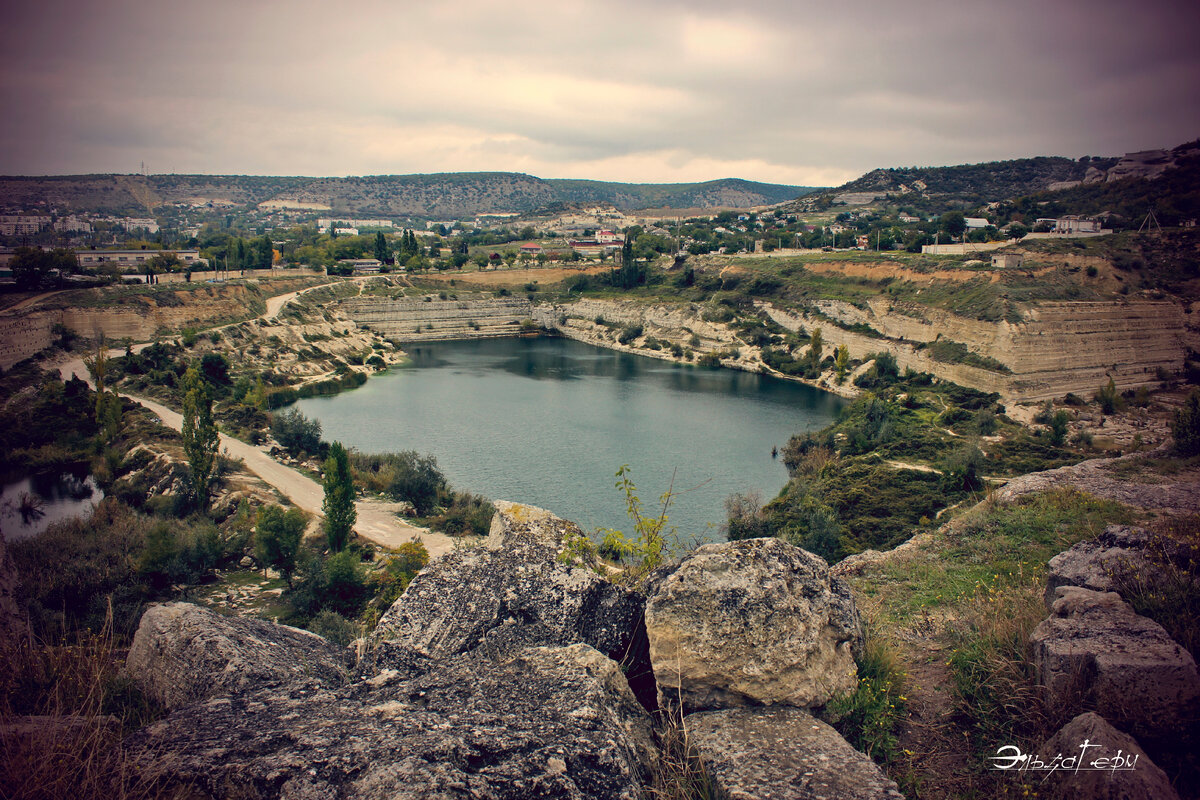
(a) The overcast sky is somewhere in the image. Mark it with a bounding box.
[1,0,1197,186]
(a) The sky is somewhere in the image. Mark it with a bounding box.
[1,0,1198,186]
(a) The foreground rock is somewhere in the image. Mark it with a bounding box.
[126,644,655,800]
[1030,587,1200,740]
[687,707,904,800]
[645,538,862,712]
[125,602,351,710]
[1032,712,1178,800]
[1043,524,1156,608]
[485,500,599,566]
[366,503,648,699]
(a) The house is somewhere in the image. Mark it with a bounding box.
[338,258,382,274]
[1053,216,1102,233]
[76,249,204,269]
[519,243,543,256]
[898,214,921,223]
[596,229,622,244]
[964,218,990,230]
[991,253,1024,269]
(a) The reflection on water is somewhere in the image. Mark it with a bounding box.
[298,336,843,541]
[1,467,103,541]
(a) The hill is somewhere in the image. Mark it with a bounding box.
[0,173,817,219]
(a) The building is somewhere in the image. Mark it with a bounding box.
[54,215,92,233]
[965,217,990,230]
[0,214,52,236]
[1035,216,1103,234]
[318,218,394,232]
[596,229,622,244]
[519,243,543,256]
[76,249,203,269]
[898,214,921,223]
[991,253,1025,269]
[338,258,382,274]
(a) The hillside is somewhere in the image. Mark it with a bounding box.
[0,173,815,219]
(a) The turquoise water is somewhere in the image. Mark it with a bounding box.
[297,337,842,542]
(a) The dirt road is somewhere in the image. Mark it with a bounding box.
[58,351,456,559]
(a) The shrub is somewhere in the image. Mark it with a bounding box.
[308,610,358,646]
[430,492,495,536]
[271,407,323,456]
[350,450,445,516]
[1095,377,1124,414]
[617,323,643,345]
[941,444,985,493]
[1172,388,1200,456]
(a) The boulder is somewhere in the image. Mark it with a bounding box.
[485,500,597,566]
[645,538,863,713]
[125,644,656,800]
[1044,524,1155,608]
[1031,712,1178,800]
[125,602,351,710]
[365,509,649,702]
[1030,587,1200,740]
[687,707,904,799]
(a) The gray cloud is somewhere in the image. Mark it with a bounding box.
[1,0,1197,185]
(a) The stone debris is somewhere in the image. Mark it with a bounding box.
[1030,586,1200,740]
[1043,524,1156,608]
[125,644,655,800]
[1033,712,1179,800]
[687,707,904,800]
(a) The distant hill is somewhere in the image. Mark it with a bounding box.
[0,173,818,219]
[785,156,1121,213]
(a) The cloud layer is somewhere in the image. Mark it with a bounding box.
[2,0,1198,185]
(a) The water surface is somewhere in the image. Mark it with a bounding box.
[298,337,842,542]
[1,468,103,541]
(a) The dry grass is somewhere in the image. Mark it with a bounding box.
[641,709,729,800]
[0,605,183,800]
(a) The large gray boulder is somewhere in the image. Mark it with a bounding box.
[1030,587,1200,740]
[125,644,656,800]
[366,503,649,701]
[125,602,351,710]
[1031,712,1179,800]
[645,538,863,713]
[1044,524,1156,608]
[687,707,904,800]
[485,500,598,566]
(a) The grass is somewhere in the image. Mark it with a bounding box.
[851,488,1136,629]
[821,630,909,766]
[1,606,180,800]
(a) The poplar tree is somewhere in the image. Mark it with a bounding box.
[322,441,356,552]
[181,365,219,510]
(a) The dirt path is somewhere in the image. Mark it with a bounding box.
[57,332,456,560]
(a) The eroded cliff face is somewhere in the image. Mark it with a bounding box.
[764,297,1186,402]
[0,281,307,370]
[335,292,1189,404]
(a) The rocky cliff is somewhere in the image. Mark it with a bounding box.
[336,293,1189,404]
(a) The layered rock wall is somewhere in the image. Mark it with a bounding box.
[338,295,539,342]
[334,293,1187,404]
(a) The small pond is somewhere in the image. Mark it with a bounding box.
[1,467,104,541]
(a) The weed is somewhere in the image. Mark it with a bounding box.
[822,631,908,765]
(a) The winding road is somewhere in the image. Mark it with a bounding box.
[57,281,456,558]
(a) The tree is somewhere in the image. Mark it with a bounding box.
[834,344,850,383]
[374,231,388,263]
[940,211,966,238]
[807,327,824,368]
[271,407,322,455]
[254,505,306,587]
[322,441,356,552]
[181,365,219,510]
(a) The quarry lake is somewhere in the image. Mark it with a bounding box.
[297,337,843,542]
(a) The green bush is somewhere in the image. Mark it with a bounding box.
[1172,388,1200,456]
[270,407,323,455]
[350,451,446,516]
[308,610,358,646]
[617,323,643,345]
